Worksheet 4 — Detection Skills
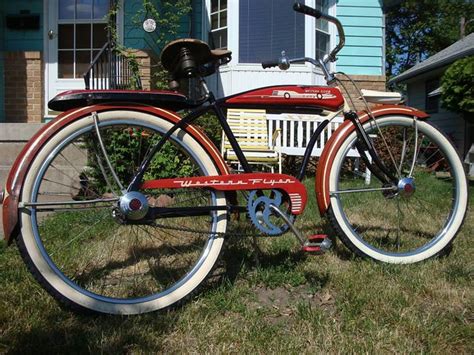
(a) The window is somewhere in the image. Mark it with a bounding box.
[425,79,440,113]
[315,0,330,61]
[209,0,227,49]
[58,0,110,78]
[239,0,305,63]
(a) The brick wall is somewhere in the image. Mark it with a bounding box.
[4,52,43,123]
[131,50,160,90]
[336,74,386,111]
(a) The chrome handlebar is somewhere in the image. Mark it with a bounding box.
[293,2,345,63]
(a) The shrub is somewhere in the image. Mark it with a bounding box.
[441,56,474,114]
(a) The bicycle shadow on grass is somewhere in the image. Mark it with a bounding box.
[211,221,337,289]
[6,304,180,353]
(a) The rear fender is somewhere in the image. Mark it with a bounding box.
[315,105,429,216]
[2,104,229,243]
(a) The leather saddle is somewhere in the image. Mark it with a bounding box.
[161,38,232,79]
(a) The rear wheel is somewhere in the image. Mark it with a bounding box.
[328,116,468,264]
[19,110,227,314]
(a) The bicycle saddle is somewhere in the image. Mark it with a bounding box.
[161,38,231,78]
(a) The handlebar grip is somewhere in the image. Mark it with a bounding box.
[262,61,279,69]
[293,2,322,18]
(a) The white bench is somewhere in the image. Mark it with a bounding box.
[266,113,371,183]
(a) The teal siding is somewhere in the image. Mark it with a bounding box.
[192,0,203,39]
[124,0,195,54]
[123,1,148,49]
[336,0,384,76]
[2,0,43,51]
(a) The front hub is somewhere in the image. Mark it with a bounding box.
[119,191,149,220]
[398,177,416,198]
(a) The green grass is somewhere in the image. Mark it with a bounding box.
[0,180,472,353]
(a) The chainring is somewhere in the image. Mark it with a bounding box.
[247,190,294,236]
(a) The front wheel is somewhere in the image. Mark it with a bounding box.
[18,110,227,314]
[328,116,468,264]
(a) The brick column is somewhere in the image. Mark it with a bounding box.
[129,50,159,90]
[4,52,43,123]
[335,74,387,111]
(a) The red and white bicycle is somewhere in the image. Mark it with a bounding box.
[1,3,468,314]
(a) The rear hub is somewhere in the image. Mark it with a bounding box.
[119,191,149,220]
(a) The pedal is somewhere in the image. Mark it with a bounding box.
[301,234,332,253]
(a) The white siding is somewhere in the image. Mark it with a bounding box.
[407,79,467,154]
[207,64,327,97]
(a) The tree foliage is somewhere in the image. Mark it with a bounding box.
[441,56,474,113]
[385,0,474,79]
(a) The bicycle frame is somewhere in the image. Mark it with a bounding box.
[128,89,339,192]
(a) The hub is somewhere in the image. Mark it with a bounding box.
[119,191,149,220]
[398,177,416,198]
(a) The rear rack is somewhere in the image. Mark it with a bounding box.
[83,40,143,90]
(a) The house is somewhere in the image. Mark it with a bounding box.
[0,0,391,122]
[389,33,474,163]
[0,0,390,182]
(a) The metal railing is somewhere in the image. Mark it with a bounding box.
[83,41,142,90]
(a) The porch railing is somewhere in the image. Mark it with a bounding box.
[83,41,142,90]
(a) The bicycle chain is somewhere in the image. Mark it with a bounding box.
[151,221,265,238]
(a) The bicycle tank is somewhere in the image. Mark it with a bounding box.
[225,85,344,112]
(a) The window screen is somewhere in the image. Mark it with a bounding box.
[239,0,305,63]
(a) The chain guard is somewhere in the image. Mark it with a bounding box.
[247,190,294,236]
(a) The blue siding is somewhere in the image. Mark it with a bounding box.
[2,0,43,51]
[337,0,384,76]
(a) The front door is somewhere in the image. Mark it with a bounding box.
[45,0,111,117]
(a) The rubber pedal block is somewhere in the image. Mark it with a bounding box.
[301,245,322,253]
[307,234,328,242]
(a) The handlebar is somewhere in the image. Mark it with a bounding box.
[261,2,345,72]
[293,3,323,19]
[293,2,345,63]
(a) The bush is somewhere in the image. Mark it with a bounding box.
[84,127,194,194]
[441,56,474,114]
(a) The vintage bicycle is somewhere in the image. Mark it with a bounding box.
[1,3,468,314]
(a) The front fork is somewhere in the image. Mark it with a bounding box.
[344,111,398,185]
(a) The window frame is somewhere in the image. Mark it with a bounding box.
[57,0,111,79]
[209,0,228,49]
[315,0,331,61]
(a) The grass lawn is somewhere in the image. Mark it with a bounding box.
[0,180,472,353]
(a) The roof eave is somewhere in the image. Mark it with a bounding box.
[389,48,474,84]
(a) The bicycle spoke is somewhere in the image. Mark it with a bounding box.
[331,185,396,195]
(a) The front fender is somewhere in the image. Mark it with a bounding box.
[315,105,430,216]
[2,104,229,243]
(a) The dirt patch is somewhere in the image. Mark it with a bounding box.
[249,285,336,319]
